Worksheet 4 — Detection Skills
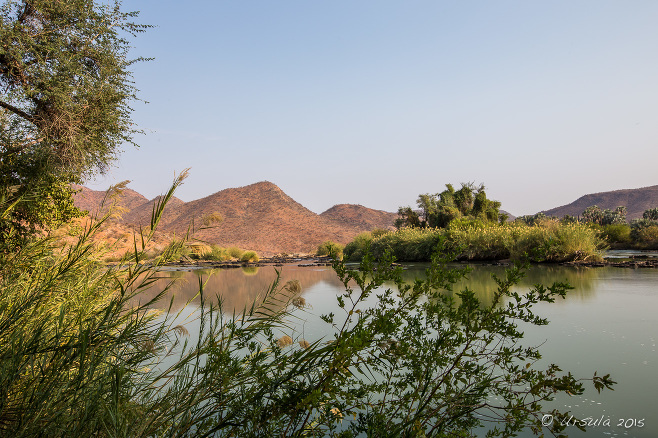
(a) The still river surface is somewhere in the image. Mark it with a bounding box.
[143,257,658,438]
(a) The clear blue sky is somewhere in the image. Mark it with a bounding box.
[89,0,658,216]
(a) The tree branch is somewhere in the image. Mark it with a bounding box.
[0,100,34,123]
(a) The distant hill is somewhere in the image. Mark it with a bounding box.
[122,195,185,227]
[320,204,396,231]
[71,181,398,255]
[542,185,658,220]
[72,184,147,216]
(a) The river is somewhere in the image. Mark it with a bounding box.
[141,261,658,438]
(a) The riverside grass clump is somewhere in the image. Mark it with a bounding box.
[0,177,615,437]
[345,220,604,262]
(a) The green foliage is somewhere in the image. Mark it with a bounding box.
[316,240,344,259]
[582,206,604,224]
[630,219,658,249]
[353,221,604,263]
[0,178,616,437]
[189,244,230,261]
[635,225,658,248]
[516,212,548,226]
[397,183,502,229]
[394,206,421,228]
[582,205,627,225]
[228,246,244,259]
[240,250,259,263]
[642,208,658,221]
[161,239,191,261]
[0,0,149,243]
[370,228,390,238]
[0,176,85,246]
[601,224,631,246]
[343,231,373,261]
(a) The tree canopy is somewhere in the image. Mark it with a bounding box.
[396,183,503,229]
[0,0,148,242]
[582,205,627,225]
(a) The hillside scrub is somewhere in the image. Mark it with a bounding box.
[346,220,604,263]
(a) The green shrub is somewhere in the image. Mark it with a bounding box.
[228,246,244,259]
[240,250,259,263]
[316,240,344,259]
[370,228,390,238]
[601,224,631,246]
[199,245,230,261]
[635,225,658,249]
[344,232,373,261]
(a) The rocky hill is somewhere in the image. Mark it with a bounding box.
[72,181,397,255]
[121,195,185,228]
[72,184,147,216]
[542,185,658,220]
[320,204,397,231]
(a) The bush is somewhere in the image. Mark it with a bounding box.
[198,245,230,261]
[240,250,259,263]
[343,232,373,261]
[601,224,631,246]
[370,228,390,238]
[316,240,344,259]
[228,246,244,259]
[346,221,604,263]
[635,225,658,249]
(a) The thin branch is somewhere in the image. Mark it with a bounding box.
[0,100,34,123]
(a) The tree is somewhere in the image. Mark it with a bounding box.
[0,0,148,242]
[582,206,627,226]
[396,183,502,229]
[643,208,658,221]
[395,206,421,229]
[582,206,604,225]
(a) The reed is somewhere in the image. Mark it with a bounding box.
[360,220,604,262]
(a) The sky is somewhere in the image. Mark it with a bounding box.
[88,0,658,217]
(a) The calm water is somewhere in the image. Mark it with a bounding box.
[144,263,658,438]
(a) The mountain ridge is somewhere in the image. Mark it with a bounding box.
[541,185,658,220]
[73,181,396,255]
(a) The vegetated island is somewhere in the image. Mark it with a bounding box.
[338,183,658,268]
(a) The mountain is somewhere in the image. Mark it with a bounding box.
[122,195,185,227]
[320,204,397,231]
[542,185,658,220]
[72,184,147,216]
[161,181,375,255]
[71,181,398,255]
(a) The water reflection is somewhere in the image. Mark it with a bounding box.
[135,265,345,313]
[140,263,608,313]
[384,263,600,306]
[135,262,658,437]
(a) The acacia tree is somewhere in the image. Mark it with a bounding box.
[0,0,148,242]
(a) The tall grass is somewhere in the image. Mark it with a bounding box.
[355,220,604,262]
[0,175,315,436]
